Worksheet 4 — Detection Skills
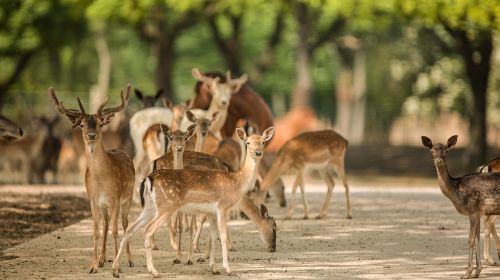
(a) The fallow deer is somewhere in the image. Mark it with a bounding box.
[112,127,275,278]
[184,110,219,154]
[180,68,247,139]
[135,88,165,108]
[422,135,500,278]
[475,156,500,266]
[0,114,23,142]
[49,86,135,273]
[255,130,352,219]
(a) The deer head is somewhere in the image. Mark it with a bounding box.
[237,126,274,159]
[135,88,165,108]
[0,114,23,142]
[49,85,131,152]
[421,135,458,165]
[186,110,219,137]
[164,124,197,153]
[192,68,248,110]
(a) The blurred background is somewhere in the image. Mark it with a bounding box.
[0,0,499,184]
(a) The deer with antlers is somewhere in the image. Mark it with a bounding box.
[422,135,500,278]
[112,127,274,277]
[0,114,23,142]
[49,85,135,274]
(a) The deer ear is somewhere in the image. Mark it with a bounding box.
[236,127,247,141]
[262,127,275,142]
[446,135,458,151]
[186,110,196,123]
[260,204,269,218]
[210,112,219,124]
[421,136,433,149]
[185,124,197,140]
[134,89,143,100]
[230,73,248,93]
[155,89,164,101]
[162,98,173,109]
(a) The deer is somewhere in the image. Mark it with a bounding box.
[422,135,500,279]
[49,85,135,274]
[0,114,23,142]
[184,110,219,154]
[135,88,165,108]
[112,127,275,278]
[475,156,500,266]
[180,68,247,140]
[253,130,352,220]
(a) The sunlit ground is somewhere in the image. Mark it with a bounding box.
[1,177,499,279]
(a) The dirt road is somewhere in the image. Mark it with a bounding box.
[1,178,499,279]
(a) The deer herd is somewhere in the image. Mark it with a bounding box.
[0,68,498,279]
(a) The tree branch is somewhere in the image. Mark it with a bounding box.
[310,17,346,52]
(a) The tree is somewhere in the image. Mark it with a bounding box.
[397,0,500,167]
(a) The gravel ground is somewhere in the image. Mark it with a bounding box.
[0,179,499,279]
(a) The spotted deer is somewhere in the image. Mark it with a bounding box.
[422,135,500,279]
[255,130,352,219]
[0,114,23,142]
[49,86,135,274]
[475,156,500,266]
[180,68,247,139]
[112,127,274,277]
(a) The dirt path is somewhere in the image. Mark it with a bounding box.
[1,179,499,279]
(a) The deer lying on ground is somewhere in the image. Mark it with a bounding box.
[254,130,352,219]
[49,86,135,273]
[112,127,275,278]
[181,69,247,140]
[422,135,500,279]
[0,114,23,142]
[475,156,500,266]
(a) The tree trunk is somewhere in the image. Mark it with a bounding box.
[0,51,34,107]
[334,37,366,144]
[90,31,111,112]
[208,14,242,75]
[291,2,312,108]
[155,36,175,102]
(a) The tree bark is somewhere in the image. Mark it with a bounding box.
[154,36,175,101]
[90,31,111,112]
[291,2,312,108]
[208,14,242,75]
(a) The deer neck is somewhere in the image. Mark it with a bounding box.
[84,139,109,173]
[237,149,261,195]
[207,103,228,132]
[194,131,206,152]
[433,157,458,202]
[173,150,183,169]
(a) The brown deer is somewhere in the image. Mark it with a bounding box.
[134,88,165,108]
[475,156,500,266]
[422,135,500,279]
[0,114,23,141]
[184,110,219,153]
[49,85,135,274]
[255,130,351,219]
[112,127,274,278]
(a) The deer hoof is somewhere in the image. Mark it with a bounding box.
[89,267,98,274]
[150,268,161,278]
[172,259,181,265]
[197,257,206,263]
[346,214,353,219]
[485,256,497,266]
[112,270,120,278]
[186,260,193,266]
[211,269,220,275]
[152,244,159,251]
[128,260,134,267]
[302,215,309,220]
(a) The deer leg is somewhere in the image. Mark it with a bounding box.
[98,207,109,268]
[286,172,303,220]
[186,215,195,265]
[193,214,206,254]
[167,211,180,251]
[217,208,233,275]
[89,202,101,274]
[207,215,219,275]
[173,212,183,264]
[297,175,309,219]
[474,216,482,278]
[112,202,155,278]
[110,202,120,264]
[145,212,172,278]
[462,215,479,279]
[120,199,134,268]
[317,168,335,219]
[488,216,500,259]
[484,215,497,265]
[331,160,352,219]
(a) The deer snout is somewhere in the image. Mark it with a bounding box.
[176,147,184,152]
[87,132,97,140]
[255,150,263,157]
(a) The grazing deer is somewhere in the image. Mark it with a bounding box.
[422,135,500,279]
[135,88,165,108]
[475,156,500,266]
[49,86,135,273]
[255,130,351,219]
[112,127,274,278]
[181,69,247,139]
[0,114,23,142]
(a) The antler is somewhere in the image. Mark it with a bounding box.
[97,84,131,117]
[192,68,215,84]
[48,87,85,127]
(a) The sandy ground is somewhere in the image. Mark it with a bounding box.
[1,177,500,279]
